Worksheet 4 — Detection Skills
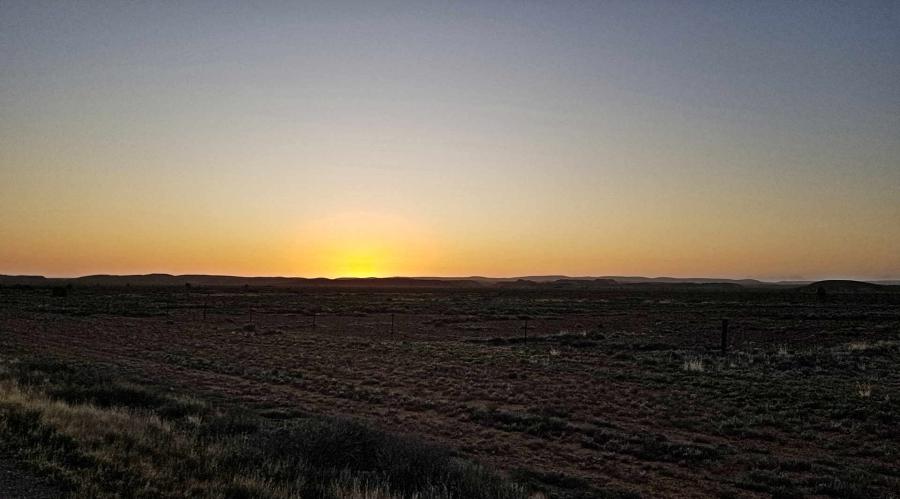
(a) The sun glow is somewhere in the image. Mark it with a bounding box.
[294,212,440,278]
[331,245,390,278]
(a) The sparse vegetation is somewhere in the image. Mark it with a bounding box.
[848,341,870,351]
[856,382,873,398]
[682,357,704,372]
[0,356,526,498]
[1,285,898,497]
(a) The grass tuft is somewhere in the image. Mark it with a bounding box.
[856,382,873,398]
[682,357,705,372]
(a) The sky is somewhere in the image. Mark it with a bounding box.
[2,1,898,280]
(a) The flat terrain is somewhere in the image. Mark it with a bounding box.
[0,453,62,499]
[2,286,899,497]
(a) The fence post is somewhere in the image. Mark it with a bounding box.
[721,319,729,353]
[391,313,395,336]
[523,319,528,345]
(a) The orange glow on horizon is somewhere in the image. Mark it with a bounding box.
[290,212,442,279]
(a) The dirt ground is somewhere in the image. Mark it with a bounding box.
[1,286,898,497]
[0,453,62,499]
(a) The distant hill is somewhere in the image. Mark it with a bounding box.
[597,276,765,286]
[0,274,481,288]
[801,280,887,293]
[494,278,745,290]
[418,275,767,286]
[0,275,50,286]
[1,274,896,290]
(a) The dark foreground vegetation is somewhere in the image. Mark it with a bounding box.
[1,284,899,497]
[0,356,526,498]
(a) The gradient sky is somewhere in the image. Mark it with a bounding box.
[2,1,898,280]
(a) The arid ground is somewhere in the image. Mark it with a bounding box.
[1,286,898,497]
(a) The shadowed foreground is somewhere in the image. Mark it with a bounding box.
[0,452,62,499]
[1,286,898,497]
[0,357,525,498]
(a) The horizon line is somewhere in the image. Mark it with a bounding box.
[3,272,899,284]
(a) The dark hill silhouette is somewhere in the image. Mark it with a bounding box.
[70,275,483,288]
[595,276,763,286]
[422,275,767,286]
[801,280,885,293]
[0,274,480,288]
[0,275,49,286]
[0,274,896,290]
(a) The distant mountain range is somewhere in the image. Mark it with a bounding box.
[430,275,768,285]
[1,274,897,290]
[0,274,479,288]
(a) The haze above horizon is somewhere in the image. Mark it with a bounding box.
[2,1,898,281]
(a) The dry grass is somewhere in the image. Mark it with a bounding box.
[682,357,705,372]
[856,382,873,398]
[0,380,286,498]
[0,360,527,499]
[330,477,397,499]
[848,341,870,351]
